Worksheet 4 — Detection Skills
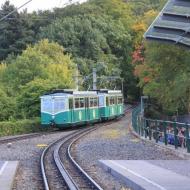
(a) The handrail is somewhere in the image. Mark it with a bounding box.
[145,118,190,126]
[131,105,190,153]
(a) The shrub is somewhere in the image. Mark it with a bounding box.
[0,118,48,137]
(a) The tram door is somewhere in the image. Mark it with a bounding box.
[85,97,90,122]
[69,98,74,124]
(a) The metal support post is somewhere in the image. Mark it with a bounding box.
[93,68,97,90]
[185,123,190,153]
[141,96,148,118]
[155,120,159,143]
[163,122,168,145]
[75,68,79,90]
[174,122,178,149]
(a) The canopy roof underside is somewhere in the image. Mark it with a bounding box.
[144,0,190,47]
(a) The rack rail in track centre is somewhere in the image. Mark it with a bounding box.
[67,128,103,190]
[41,127,104,190]
[41,106,131,190]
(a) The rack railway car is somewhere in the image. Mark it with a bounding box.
[40,89,124,128]
[98,90,124,120]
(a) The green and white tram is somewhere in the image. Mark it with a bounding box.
[41,90,100,128]
[40,89,124,128]
[98,90,124,120]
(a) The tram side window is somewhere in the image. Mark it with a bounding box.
[90,98,94,107]
[110,97,115,105]
[75,98,85,108]
[75,98,80,108]
[89,97,98,107]
[109,97,112,105]
[99,96,104,107]
[80,98,85,108]
[41,98,53,113]
[94,98,98,107]
[54,99,65,113]
[118,97,123,104]
[112,97,115,105]
[85,98,89,108]
[69,98,73,109]
[106,97,109,106]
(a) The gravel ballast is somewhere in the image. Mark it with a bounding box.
[0,113,185,190]
[72,114,183,190]
[0,130,75,190]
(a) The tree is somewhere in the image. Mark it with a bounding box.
[136,42,190,115]
[39,13,135,95]
[16,79,54,118]
[0,87,15,120]
[2,39,76,93]
[129,0,166,16]
[0,1,35,60]
[1,39,76,118]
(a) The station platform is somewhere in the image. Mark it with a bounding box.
[99,160,190,190]
[0,161,19,190]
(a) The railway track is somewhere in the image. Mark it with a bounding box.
[41,106,135,190]
[0,104,135,145]
[0,130,59,144]
[41,127,103,190]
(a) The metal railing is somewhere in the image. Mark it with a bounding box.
[132,106,190,153]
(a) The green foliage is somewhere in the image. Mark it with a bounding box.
[129,0,167,16]
[2,39,76,92]
[0,39,76,119]
[39,16,119,60]
[0,87,15,120]
[39,3,136,96]
[0,0,170,125]
[0,1,35,60]
[16,79,54,118]
[138,42,190,115]
[0,118,42,137]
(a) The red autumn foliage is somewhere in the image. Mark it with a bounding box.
[132,45,144,64]
[143,76,151,83]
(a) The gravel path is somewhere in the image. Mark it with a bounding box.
[0,129,76,190]
[73,114,183,190]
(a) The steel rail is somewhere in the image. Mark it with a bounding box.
[41,105,132,190]
[67,128,104,190]
[54,126,104,190]
[54,130,86,190]
[41,129,92,190]
[0,130,59,144]
[40,130,80,190]
[41,140,53,190]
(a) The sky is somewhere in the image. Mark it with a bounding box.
[0,0,87,12]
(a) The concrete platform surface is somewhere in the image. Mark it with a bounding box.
[0,161,4,168]
[0,161,19,190]
[99,160,190,190]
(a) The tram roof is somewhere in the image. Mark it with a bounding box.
[98,89,122,94]
[144,0,190,48]
[40,90,98,98]
[40,89,123,99]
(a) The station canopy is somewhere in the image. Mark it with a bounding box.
[144,0,190,47]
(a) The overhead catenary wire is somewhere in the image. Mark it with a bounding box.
[0,0,33,22]
[0,0,83,22]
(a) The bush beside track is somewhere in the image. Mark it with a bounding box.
[0,118,48,137]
